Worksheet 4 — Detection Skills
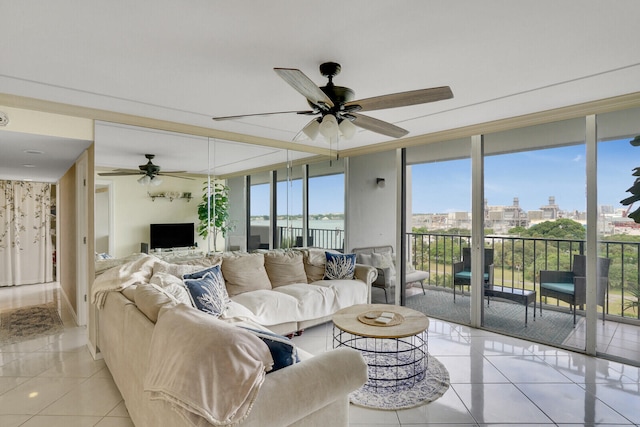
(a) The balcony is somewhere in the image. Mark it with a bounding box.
[275,226,640,363]
[407,232,640,321]
[403,232,640,364]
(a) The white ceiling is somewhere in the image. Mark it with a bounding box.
[1,1,640,181]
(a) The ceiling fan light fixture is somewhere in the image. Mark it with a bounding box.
[302,119,320,140]
[138,175,151,185]
[338,118,356,140]
[319,114,338,139]
[150,176,163,186]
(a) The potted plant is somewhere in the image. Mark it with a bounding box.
[197,182,232,252]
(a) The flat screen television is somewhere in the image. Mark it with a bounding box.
[150,222,195,250]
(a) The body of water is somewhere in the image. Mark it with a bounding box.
[251,219,344,230]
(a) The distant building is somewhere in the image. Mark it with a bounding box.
[528,210,544,221]
[540,196,560,220]
[484,197,529,233]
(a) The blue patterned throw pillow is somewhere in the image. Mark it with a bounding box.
[182,265,229,317]
[241,327,299,372]
[324,252,356,280]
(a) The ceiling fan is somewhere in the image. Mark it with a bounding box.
[98,154,194,184]
[212,62,453,140]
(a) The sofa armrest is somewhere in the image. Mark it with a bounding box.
[354,264,378,287]
[246,348,368,426]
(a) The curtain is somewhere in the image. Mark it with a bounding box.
[0,181,53,286]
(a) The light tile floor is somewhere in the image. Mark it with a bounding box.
[1,282,639,426]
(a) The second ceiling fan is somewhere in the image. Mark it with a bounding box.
[213,62,453,140]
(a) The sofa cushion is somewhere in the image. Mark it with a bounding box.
[272,284,337,320]
[241,327,299,372]
[183,265,229,317]
[134,283,177,323]
[264,251,308,287]
[149,272,193,306]
[230,289,302,326]
[221,253,272,297]
[310,279,369,309]
[324,252,356,280]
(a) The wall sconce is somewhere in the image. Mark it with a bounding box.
[376,178,386,189]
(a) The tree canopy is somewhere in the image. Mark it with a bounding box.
[519,219,585,240]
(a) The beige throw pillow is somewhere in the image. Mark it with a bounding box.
[296,248,325,282]
[134,283,177,323]
[264,251,308,287]
[221,253,272,296]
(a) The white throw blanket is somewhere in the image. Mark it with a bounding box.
[91,255,157,308]
[144,305,273,426]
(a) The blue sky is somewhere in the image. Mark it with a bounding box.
[412,138,638,214]
[252,174,344,216]
[251,138,639,216]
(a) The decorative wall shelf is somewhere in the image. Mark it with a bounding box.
[148,191,192,202]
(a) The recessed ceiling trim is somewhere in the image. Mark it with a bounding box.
[0,93,331,156]
[340,90,640,159]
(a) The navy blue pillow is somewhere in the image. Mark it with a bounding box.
[182,265,229,317]
[241,327,299,372]
[324,252,356,280]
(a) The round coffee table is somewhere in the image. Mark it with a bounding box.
[332,304,429,391]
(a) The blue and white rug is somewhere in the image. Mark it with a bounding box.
[349,353,450,410]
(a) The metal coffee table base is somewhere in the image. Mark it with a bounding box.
[333,327,428,392]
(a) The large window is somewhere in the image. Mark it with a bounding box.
[308,159,345,251]
[276,165,303,249]
[405,138,472,323]
[596,107,640,359]
[483,119,586,350]
[249,171,271,250]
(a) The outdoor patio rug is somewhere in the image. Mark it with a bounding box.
[0,303,64,344]
[406,288,576,346]
[350,350,450,410]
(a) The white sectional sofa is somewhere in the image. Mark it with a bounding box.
[91,248,375,426]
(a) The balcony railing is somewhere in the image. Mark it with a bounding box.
[277,226,344,252]
[407,232,640,321]
[273,228,640,320]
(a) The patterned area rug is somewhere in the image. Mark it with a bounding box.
[407,287,576,346]
[0,303,64,344]
[350,352,450,410]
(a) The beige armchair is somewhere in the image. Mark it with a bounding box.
[352,245,429,303]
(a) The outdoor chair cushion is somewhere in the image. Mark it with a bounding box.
[454,271,489,282]
[540,282,575,295]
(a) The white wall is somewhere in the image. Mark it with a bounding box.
[346,150,398,251]
[98,174,210,257]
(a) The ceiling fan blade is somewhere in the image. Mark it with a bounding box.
[346,86,453,112]
[158,173,194,180]
[350,113,409,138]
[274,68,334,109]
[213,110,316,121]
[97,171,141,176]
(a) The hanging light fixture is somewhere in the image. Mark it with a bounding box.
[318,114,338,140]
[150,176,163,186]
[137,175,151,185]
[302,118,320,140]
[338,118,356,140]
